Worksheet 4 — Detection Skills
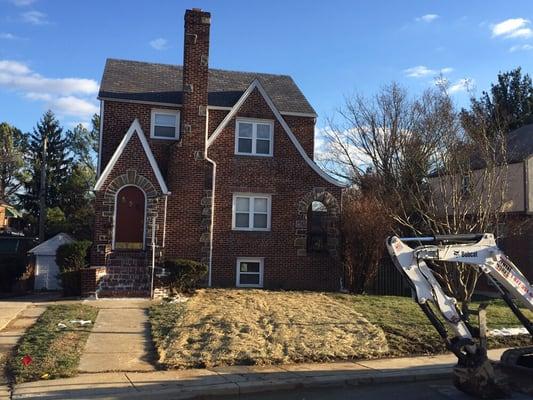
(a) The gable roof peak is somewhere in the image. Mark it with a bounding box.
[94,119,169,194]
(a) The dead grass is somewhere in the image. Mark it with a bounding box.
[150,289,388,369]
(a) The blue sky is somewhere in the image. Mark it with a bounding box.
[1,0,532,134]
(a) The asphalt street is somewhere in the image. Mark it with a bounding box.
[221,379,532,400]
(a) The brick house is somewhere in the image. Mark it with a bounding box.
[86,9,345,296]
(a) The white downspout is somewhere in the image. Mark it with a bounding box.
[162,194,168,248]
[205,110,216,287]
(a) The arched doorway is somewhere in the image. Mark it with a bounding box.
[114,186,146,250]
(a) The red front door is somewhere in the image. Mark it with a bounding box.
[114,186,145,250]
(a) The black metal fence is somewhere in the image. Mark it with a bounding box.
[368,258,411,296]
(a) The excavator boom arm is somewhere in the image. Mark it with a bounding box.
[386,233,533,398]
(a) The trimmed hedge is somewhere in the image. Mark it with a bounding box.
[56,240,91,273]
[162,258,207,293]
[56,240,91,296]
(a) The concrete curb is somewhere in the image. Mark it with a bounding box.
[13,349,508,399]
[12,367,453,399]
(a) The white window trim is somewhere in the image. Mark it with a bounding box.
[236,257,264,288]
[234,117,274,157]
[150,109,180,140]
[232,193,272,231]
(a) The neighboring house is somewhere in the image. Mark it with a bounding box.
[497,123,533,282]
[29,233,73,291]
[88,9,345,296]
[430,123,533,284]
[0,200,23,234]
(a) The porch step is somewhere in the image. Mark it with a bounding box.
[96,251,152,297]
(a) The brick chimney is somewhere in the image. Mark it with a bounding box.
[164,9,212,263]
[181,8,210,150]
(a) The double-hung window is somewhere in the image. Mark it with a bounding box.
[232,194,271,231]
[150,109,180,140]
[236,258,264,287]
[235,118,273,156]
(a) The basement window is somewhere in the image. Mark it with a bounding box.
[236,258,264,288]
[150,109,180,140]
[235,118,273,156]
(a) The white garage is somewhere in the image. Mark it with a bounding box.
[29,233,74,291]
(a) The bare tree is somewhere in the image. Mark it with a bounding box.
[342,184,393,293]
[321,82,508,306]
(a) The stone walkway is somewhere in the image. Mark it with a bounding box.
[78,299,157,373]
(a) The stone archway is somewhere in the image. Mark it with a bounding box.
[101,170,160,252]
[295,188,340,258]
[114,185,146,250]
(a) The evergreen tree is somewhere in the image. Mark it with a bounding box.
[0,122,27,203]
[60,114,99,239]
[20,110,71,234]
[460,67,533,138]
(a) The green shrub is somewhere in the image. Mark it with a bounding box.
[56,240,91,273]
[56,240,91,296]
[162,258,207,293]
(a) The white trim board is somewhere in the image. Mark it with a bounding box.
[97,100,104,178]
[98,97,317,118]
[98,97,182,108]
[207,79,345,187]
[94,118,170,194]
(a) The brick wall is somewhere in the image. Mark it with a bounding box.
[81,266,106,297]
[207,88,343,290]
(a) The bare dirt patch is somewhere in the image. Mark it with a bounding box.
[150,289,388,369]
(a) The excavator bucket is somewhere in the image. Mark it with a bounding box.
[500,346,533,395]
[453,360,510,399]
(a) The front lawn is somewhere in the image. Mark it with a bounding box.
[8,304,98,383]
[150,290,532,369]
[150,289,388,368]
[333,294,533,356]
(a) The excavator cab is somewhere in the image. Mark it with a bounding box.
[386,234,533,398]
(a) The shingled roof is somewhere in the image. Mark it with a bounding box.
[98,59,316,115]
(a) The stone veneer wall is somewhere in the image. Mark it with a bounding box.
[294,188,341,258]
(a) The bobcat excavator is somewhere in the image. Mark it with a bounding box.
[386,233,532,398]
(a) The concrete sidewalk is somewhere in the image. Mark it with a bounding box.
[12,348,508,400]
[0,302,47,400]
[78,299,156,373]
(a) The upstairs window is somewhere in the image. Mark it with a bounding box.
[232,194,271,231]
[235,118,273,156]
[151,109,180,140]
